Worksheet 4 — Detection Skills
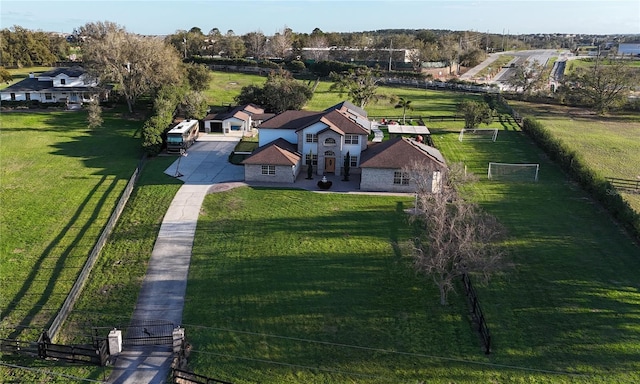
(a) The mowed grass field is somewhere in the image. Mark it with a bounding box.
[183,139,640,383]
[0,110,146,341]
[3,68,639,382]
[506,101,640,214]
[182,75,640,382]
[0,108,151,382]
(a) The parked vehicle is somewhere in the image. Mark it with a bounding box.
[166,120,199,154]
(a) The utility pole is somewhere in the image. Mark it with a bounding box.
[388,39,393,72]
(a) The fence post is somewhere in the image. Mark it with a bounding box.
[172,327,185,354]
[108,329,122,355]
[37,331,50,359]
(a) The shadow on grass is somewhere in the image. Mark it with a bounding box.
[472,177,640,374]
[2,176,119,340]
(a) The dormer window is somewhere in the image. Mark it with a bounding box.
[60,79,66,85]
[324,137,336,146]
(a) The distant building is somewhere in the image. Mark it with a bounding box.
[618,43,640,56]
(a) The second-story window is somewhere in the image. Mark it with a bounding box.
[306,133,317,143]
[345,135,359,145]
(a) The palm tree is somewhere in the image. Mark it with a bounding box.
[394,97,414,124]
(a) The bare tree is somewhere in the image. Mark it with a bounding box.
[404,162,507,305]
[267,27,293,59]
[305,35,329,62]
[243,30,267,59]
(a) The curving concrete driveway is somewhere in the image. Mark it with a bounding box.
[108,135,243,384]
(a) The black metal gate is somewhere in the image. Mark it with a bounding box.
[122,319,175,347]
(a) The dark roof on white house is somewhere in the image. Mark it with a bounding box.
[1,66,109,94]
[39,66,86,78]
[360,137,446,169]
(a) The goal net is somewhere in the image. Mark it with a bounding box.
[459,128,498,142]
[488,162,539,182]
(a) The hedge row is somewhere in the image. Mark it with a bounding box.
[1,100,68,109]
[188,56,281,69]
[521,116,640,241]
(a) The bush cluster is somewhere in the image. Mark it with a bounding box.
[522,116,640,241]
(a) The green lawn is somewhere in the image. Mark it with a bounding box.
[203,71,267,106]
[183,112,640,382]
[506,101,640,214]
[0,111,146,342]
[0,109,154,380]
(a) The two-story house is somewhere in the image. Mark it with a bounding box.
[0,66,110,106]
[244,101,370,183]
[243,101,447,192]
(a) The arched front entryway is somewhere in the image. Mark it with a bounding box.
[324,150,336,173]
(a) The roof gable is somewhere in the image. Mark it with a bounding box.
[243,103,265,114]
[360,137,446,169]
[242,138,301,166]
[320,110,369,135]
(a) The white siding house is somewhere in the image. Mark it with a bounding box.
[0,66,110,105]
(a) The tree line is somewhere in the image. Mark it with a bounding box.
[0,26,69,67]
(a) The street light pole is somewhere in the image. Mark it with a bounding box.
[174,149,187,178]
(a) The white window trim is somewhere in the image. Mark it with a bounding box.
[261,165,276,175]
[393,171,410,185]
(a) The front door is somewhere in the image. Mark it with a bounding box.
[325,157,335,173]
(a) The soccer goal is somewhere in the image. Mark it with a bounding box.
[458,128,498,142]
[487,162,539,182]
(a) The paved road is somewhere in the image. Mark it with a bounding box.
[461,49,572,90]
[108,135,243,384]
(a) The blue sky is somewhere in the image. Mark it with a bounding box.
[2,0,639,36]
